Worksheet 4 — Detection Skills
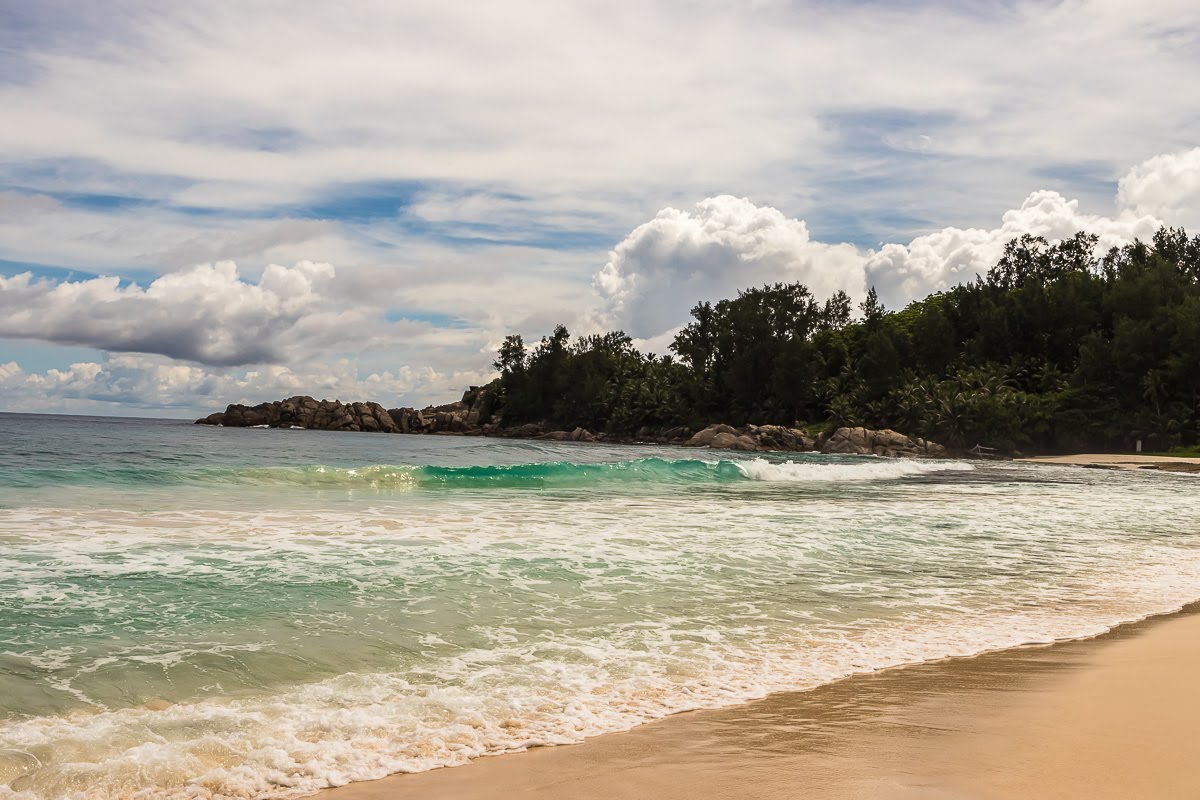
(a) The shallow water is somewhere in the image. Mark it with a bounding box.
[1,413,1198,799]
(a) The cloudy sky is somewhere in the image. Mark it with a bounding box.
[1,0,1198,416]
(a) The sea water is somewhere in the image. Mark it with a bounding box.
[1,412,1198,799]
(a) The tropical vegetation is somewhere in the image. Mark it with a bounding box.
[488,227,1200,453]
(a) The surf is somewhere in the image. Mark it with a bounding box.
[188,457,974,490]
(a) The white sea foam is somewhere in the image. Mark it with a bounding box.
[1,459,1198,799]
[732,457,974,482]
[2,565,1199,800]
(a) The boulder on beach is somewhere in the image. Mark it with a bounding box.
[685,424,739,448]
[681,422,942,457]
[683,423,816,453]
[821,427,946,458]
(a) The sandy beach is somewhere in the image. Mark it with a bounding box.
[320,605,1200,800]
[1019,453,1200,472]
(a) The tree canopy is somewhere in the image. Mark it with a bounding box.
[489,227,1200,452]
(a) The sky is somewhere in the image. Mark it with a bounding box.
[1,0,1199,417]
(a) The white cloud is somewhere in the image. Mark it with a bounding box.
[0,1,1197,226]
[0,261,367,366]
[864,190,1164,307]
[404,190,641,245]
[1117,147,1200,230]
[0,196,346,275]
[595,195,866,337]
[0,355,494,417]
[0,190,61,218]
[596,169,1190,337]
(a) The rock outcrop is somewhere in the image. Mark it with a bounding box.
[681,423,944,457]
[684,423,816,452]
[747,424,818,452]
[820,426,946,458]
[386,401,473,435]
[196,391,946,458]
[538,427,597,442]
[197,396,401,433]
[197,387,498,435]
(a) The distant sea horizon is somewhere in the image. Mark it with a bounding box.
[1,409,193,420]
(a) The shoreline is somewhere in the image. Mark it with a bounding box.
[199,408,1200,471]
[318,602,1200,800]
[191,398,1200,468]
[1018,452,1200,472]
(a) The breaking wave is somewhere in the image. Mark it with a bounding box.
[190,457,974,490]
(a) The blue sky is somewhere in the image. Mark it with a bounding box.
[0,0,1198,415]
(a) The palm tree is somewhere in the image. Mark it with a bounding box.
[1142,370,1168,417]
[931,385,974,448]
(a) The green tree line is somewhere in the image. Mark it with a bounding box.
[489,227,1200,452]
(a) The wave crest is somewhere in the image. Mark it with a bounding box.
[205,457,972,489]
[733,458,974,482]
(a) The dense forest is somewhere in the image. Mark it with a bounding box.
[487,227,1200,453]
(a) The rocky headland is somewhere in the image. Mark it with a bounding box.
[195,389,947,458]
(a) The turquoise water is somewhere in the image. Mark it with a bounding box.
[1,413,1199,799]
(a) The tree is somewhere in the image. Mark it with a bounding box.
[858,328,902,403]
[909,302,956,374]
[822,290,852,330]
[493,334,526,374]
[860,286,886,325]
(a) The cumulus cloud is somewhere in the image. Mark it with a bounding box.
[869,150,1200,305]
[595,158,1200,337]
[1117,147,1200,230]
[863,190,1163,305]
[0,261,367,366]
[594,195,865,337]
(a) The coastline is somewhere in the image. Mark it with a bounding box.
[1018,453,1200,472]
[193,397,1200,470]
[317,604,1200,800]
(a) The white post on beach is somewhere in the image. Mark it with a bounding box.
[1136,439,1142,453]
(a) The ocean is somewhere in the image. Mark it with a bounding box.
[1,412,1198,799]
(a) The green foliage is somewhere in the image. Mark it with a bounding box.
[489,227,1200,451]
[1148,445,1200,458]
[493,327,689,432]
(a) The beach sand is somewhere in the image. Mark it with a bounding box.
[1019,453,1200,472]
[320,606,1200,800]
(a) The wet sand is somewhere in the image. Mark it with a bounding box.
[319,605,1200,799]
[1019,453,1200,472]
